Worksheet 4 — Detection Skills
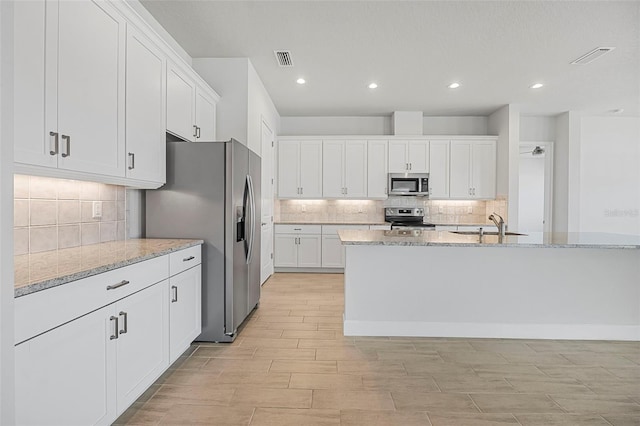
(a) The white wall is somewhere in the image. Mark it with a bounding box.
[193,58,249,146]
[488,105,520,229]
[0,1,15,422]
[280,115,489,136]
[553,112,582,233]
[579,116,640,235]
[520,115,556,142]
[247,61,281,155]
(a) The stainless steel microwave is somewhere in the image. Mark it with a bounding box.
[387,173,429,196]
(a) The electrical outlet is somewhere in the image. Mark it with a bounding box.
[467,206,473,214]
[358,204,363,213]
[438,206,444,214]
[301,204,306,213]
[92,201,102,219]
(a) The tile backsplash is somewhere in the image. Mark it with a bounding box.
[275,197,508,225]
[14,175,127,255]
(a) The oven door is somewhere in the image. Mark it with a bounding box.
[388,177,419,195]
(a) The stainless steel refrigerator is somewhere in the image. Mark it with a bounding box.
[146,139,261,342]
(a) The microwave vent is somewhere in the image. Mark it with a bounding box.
[274,50,294,67]
[570,47,615,65]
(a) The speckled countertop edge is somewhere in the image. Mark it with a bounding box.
[15,239,203,298]
[338,230,640,249]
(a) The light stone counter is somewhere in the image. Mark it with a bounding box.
[14,238,203,297]
[275,220,389,226]
[338,229,640,249]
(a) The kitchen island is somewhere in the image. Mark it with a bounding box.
[339,229,640,341]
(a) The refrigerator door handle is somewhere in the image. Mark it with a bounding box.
[246,175,256,265]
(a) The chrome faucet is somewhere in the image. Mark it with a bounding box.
[488,212,505,237]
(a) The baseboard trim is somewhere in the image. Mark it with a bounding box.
[343,320,640,341]
[274,267,343,273]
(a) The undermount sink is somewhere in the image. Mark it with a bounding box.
[449,231,528,236]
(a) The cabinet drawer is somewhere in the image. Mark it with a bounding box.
[15,255,169,345]
[169,245,202,277]
[275,224,322,235]
[322,225,369,236]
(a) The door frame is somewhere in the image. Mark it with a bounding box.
[260,116,275,284]
[519,141,554,233]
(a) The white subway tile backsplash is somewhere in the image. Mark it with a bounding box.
[57,179,80,200]
[14,175,29,198]
[100,221,116,242]
[102,201,117,221]
[81,201,100,222]
[30,176,58,199]
[14,200,29,227]
[30,200,57,226]
[30,226,58,253]
[80,181,101,200]
[100,184,116,201]
[58,225,80,249]
[14,228,29,255]
[81,223,100,245]
[58,200,80,224]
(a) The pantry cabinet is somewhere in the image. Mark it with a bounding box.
[14,0,126,177]
[167,62,218,142]
[367,140,388,198]
[277,141,323,198]
[125,28,166,185]
[428,140,450,199]
[388,140,429,173]
[322,140,367,198]
[450,140,496,199]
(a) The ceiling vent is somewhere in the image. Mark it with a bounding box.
[571,47,615,65]
[274,50,294,67]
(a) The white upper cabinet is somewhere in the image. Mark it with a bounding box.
[166,63,197,142]
[278,140,322,198]
[125,28,166,185]
[450,140,496,199]
[14,0,126,177]
[388,140,429,173]
[56,0,126,176]
[167,63,218,142]
[367,140,388,198]
[322,140,367,198]
[428,140,450,199]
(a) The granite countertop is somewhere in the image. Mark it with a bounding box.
[338,229,640,249]
[15,238,203,297]
[275,220,390,226]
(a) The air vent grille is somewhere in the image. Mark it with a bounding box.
[274,50,293,67]
[571,47,615,65]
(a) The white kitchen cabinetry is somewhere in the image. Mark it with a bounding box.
[14,0,126,177]
[321,225,369,268]
[125,28,166,185]
[323,140,367,198]
[277,141,323,198]
[450,140,496,199]
[428,140,450,199]
[167,62,219,142]
[367,140,388,198]
[169,265,202,363]
[388,140,429,173]
[15,304,117,426]
[274,225,322,268]
[14,245,202,425]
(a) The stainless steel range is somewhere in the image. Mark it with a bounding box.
[385,207,435,230]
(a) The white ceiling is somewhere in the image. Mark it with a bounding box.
[140,0,639,117]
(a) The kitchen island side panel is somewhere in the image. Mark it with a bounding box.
[343,245,640,340]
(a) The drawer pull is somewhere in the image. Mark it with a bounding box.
[106,280,130,290]
[110,316,119,340]
[183,256,195,262]
[171,285,178,303]
[294,228,302,231]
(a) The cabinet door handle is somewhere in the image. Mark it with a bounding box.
[183,255,195,262]
[193,125,198,138]
[60,135,70,157]
[119,311,128,335]
[196,126,201,139]
[106,279,130,290]
[171,285,178,303]
[110,316,119,340]
[128,152,135,170]
[409,163,412,170]
[49,131,59,155]
[293,228,302,231]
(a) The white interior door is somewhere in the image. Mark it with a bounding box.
[260,119,274,283]
[519,142,554,233]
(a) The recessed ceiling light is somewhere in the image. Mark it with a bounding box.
[368,83,378,89]
[530,83,544,89]
[448,82,460,89]
[296,78,306,85]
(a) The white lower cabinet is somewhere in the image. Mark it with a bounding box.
[321,225,370,268]
[15,304,117,426]
[169,265,202,363]
[14,245,202,425]
[274,225,322,268]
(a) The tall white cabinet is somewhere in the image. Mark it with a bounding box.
[322,140,367,198]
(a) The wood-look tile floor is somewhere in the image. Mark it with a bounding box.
[115,273,640,425]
